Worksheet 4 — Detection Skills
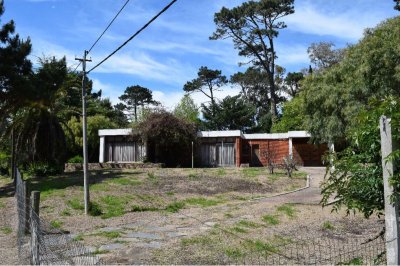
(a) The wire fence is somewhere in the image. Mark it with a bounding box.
[15,169,102,265]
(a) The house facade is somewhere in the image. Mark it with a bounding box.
[98,129,328,167]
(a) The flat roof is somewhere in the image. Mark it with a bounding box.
[197,130,243,138]
[98,128,133,136]
[243,133,288,140]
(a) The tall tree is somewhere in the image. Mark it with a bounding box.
[202,95,256,132]
[173,94,200,125]
[119,85,159,122]
[395,0,400,10]
[183,66,227,107]
[284,72,303,97]
[211,0,294,123]
[307,42,345,71]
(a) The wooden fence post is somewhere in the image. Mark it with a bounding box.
[22,177,30,234]
[30,191,40,265]
[379,115,400,265]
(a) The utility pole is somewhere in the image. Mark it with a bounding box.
[75,51,92,215]
[380,116,400,265]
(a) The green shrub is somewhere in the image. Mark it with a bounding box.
[89,202,102,216]
[26,162,61,177]
[67,198,84,210]
[0,152,9,175]
[67,155,83,163]
[165,201,185,213]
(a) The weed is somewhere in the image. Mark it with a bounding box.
[181,235,211,246]
[92,249,109,255]
[0,201,5,209]
[340,257,363,265]
[90,183,110,192]
[224,213,234,218]
[165,201,185,213]
[73,234,84,241]
[166,191,175,196]
[89,202,102,216]
[50,220,63,229]
[262,214,280,225]
[276,204,296,218]
[131,205,159,212]
[184,197,220,207]
[237,220,261,228]
[188,173,200,180]
[217,168,226,176]
[244,240,279,255]
[60,209,71,216]
[271,235,293,245]
[67,198,84,210]
[322,221,335,230]
[147,172,157,180]
[229,226,248,233]
[0,227,12,234]
[94,231,121,239]
[225,247,245,259]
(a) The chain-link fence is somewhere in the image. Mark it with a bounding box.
[15,169,102,265]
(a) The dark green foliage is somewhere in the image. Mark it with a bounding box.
[272,96,305,133]
[284,72,303,97]
[136,111,197,167]
[302,16,400,144]
[26,161,61,177]
[184,66,227,122]
[67,155,83,164]
[395,0,400,11]
[202,95,256,132]
[119,85,159,122]
[321,98,400,218]
[211,0,295,121]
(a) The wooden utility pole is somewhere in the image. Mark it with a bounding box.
[75,51,92,215]
[379,116,400,265]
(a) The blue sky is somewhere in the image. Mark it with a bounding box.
[2,0,398,109]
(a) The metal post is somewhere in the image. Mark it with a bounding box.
[22,177,30,234]
[30,191,40,265]
[379,116,400,265]
[76,51,92,215]
[191,141,194,169]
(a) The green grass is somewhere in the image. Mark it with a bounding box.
[236,220,261,228]
[94,230,121,239]
[107,177,142,186]
[244,240,279,255]
[73,234,84,241]
[276,204,296,218]
[225,247,245,260]
[92,249,109,255]
[29,175,79,200]
[50,220,63,229]
[60,209,71,216]
[217,168,226,176]
[166,191,175,196]
[0,201,5,209]
[188,173,200,180]
[181,235,212,246]
[241,167,264,178]
[165,201,185,213]
[340,257,363,265]
[0,226,12,234]
[262,214,280,225]
[67,198,84,210]
[184,197,221,207]
[322,221,335,230]
[89,202,103,216]
[147,172,157,180]
[90,183,110,192]
[99,195,130,219]
[224,213,234,218]
[229,226,248,233]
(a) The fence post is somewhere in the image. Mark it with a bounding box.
[379,115,400,265]
[22,177,30,234]
[30,191,40,265]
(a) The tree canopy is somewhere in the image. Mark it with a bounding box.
[211,0,294,122]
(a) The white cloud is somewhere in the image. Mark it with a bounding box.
[90,51,195,86]
[285,3,386,41]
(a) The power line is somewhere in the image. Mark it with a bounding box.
[87,0,130,54]
[73,0,131,73]
[87,0,178,74]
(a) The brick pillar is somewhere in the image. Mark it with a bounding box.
[235,137,241,167]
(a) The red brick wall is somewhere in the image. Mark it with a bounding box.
[292,138,328,166]
[241,139,289,166]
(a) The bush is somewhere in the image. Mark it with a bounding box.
[0,152,9,176]
[26,162,61,177]
[67,155,83,164]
